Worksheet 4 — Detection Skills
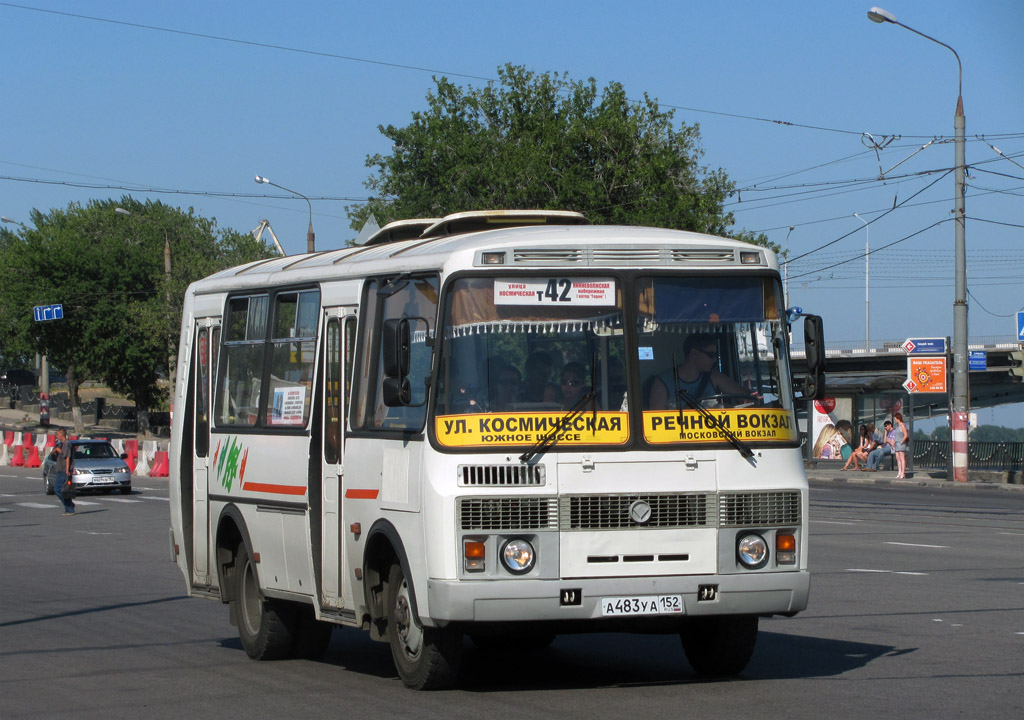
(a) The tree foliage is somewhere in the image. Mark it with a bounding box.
[349,64,771,249]
[0,197,276,431]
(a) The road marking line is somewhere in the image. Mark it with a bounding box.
[884,542,949,549]
[0,508,11,513]
[72,500,101,506]
[998,532,1024,537]
[846,568,929,576]
[98,498,142,503]
[17,502,59,509]
[139,496,169,502]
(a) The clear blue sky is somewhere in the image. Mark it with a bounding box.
[3,1,1023,425]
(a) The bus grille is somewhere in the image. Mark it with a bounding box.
[670,248,738,263]
[718,491,801,527]
[512,249,584,264]
[457,497,559,531]
[560,493,713,530]
[458,464,545,487]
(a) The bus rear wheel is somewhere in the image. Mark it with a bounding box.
[680,615,759,676]
[232,543,296,660]
[386,564,463,690]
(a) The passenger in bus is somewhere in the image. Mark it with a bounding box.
[516,351,558,405]
[489,365,521,412]
[559,362,590,410]
[645,332,754,409]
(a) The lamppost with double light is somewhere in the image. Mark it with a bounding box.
[853,213,870,351]
[868,6,968,481]
[254,175,315,253]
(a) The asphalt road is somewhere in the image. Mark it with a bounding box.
[2,468,1022,719]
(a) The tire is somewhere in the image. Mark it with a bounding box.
[291,605,334,660]
[386,564,463,690]
[119,485,132,495]
[470,630,556,651]
[680,615,759,676]
[44,472,54,496]
[232,543,296,660]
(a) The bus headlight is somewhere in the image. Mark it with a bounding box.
[501,538,536,575]
[737,533,768,569]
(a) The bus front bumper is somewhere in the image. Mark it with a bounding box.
[426,571,809,623]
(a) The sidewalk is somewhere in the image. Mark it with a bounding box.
[0,406,151,442]
[804,462,1024,491]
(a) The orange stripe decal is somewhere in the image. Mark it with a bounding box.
[345,488,379,499]
[241,482,307,496]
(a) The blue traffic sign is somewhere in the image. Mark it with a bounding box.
[969,350,987,371]
[1017,311,1024,341]
[33,304,63,322]
[902,337,946,355]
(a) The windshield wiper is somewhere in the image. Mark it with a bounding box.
[519,389,597,464]
[671,354,754,459]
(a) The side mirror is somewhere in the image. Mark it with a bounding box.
[382,318,411,379]
[803,314,826,400]
[382,377,412,406]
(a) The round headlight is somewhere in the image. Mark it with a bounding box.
[501,538,536,575]
[737,533,768,569]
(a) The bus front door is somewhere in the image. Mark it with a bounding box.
[192,319,219,587]
[320,308,356,609]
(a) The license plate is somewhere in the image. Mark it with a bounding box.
[601,594,683,616]
[93,478,114,484]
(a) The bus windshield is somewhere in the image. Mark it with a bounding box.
[433,274,796,450]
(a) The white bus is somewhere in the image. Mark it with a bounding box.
[169,210,826,689]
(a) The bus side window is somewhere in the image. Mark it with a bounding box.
[365,276,439,432]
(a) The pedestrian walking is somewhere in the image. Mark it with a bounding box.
[53,428,75,515]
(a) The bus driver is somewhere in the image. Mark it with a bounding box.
[646,332,754,410]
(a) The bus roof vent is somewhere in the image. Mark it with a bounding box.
[364,218,442,246]
[512,248,585,265]
[590,247,664,264]
[459,464,546,487]
[421,210,588,239]
[670,248,737,263]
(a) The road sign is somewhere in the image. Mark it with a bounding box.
[1017,311,1024,342]
[906,356,947,393]
[902,337,946,355]
[969,350,987,371]
[32,304,63,322]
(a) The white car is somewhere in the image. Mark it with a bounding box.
[42,439,132,495]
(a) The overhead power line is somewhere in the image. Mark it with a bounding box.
[0,1,918,139]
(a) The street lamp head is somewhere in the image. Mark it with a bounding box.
[867,7,897,24]
[114,207,132,216]
[254,175,270,185]
[1,216,17,224]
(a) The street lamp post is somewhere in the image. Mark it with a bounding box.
[868,6,969,481]
[784,226,795,309]
[3,216,50,419]
[853,213,870,351]
[254,175,315,253]
[115,208,174,433]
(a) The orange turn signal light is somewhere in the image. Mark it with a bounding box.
[776,534,796,552]
[464,541,486,559]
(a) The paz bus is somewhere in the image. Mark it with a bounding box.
[168,210,826,689]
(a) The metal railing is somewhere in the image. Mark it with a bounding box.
[913,440,1024,471]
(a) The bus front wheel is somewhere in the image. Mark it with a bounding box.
[232,542,296,660]
[680,615,758,676]
[386,564,463,690]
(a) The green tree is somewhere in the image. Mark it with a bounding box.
[0,198,276,433]
[348,64,771,249]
